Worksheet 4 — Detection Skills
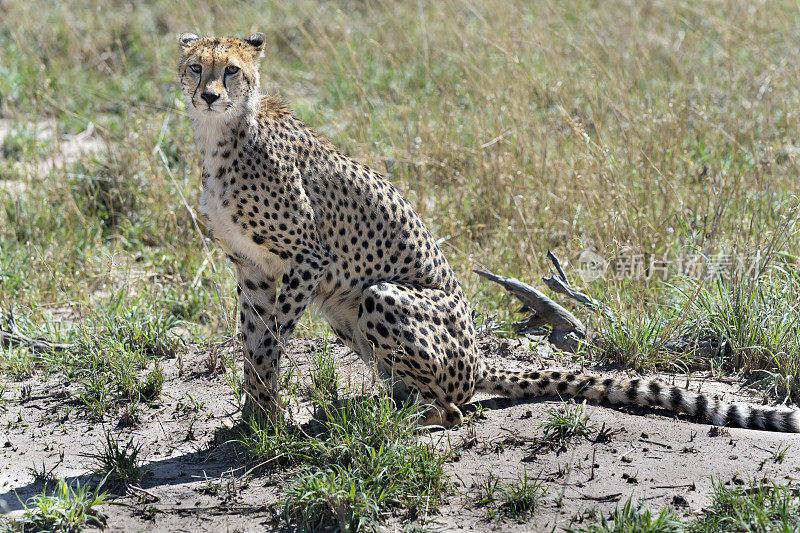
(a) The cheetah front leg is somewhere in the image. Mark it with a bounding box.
[243,246,328,422]
[234,259,280,422]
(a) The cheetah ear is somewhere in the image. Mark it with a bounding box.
[178,33,200,53]
[245,32,266,57]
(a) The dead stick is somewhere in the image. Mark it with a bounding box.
[474,269,585,353]
[580,492,622,502]
[0,327,73,354]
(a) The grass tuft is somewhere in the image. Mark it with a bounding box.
[81,433,149,491]
[11,479,111,533]
[692,479,800,532]
[235,390,448,531]
[308,336,339,405]
[569,499,683,533]
[477,468,546,522]
[540,400,596,443]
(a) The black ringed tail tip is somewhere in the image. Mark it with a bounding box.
[477,363,800,434]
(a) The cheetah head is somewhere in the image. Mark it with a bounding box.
[177,32,265,120]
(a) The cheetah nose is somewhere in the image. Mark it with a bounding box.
[201,91,220,105]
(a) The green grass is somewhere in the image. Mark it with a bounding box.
[308,335,340,405]
[81,433,150,492]
[5,479,111,533]
[0,346,36,381]
[569,499,683,533]
[234,374,449,531]
[539,399,596,443]
[0,296,178,421]
[259,395,447,531]
[477,468,547,522]
[26,457,62,485]
[569,479,800,532]
[0,380,8,410]
[691,480,800,532]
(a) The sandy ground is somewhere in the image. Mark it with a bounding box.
[1,334,799,532]
[0,118,106,189]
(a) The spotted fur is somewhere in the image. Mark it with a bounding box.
[178,33,800,432]
[481,368,799,432]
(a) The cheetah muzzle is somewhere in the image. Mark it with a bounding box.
[178,32,800,433]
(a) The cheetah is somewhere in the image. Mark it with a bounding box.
[178,32,799,432]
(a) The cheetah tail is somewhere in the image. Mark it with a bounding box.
[476,364,800,433]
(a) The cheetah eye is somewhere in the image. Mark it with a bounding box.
[225,65,240,75]
[189,64,202,74]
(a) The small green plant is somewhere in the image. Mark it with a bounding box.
[71,334,165,421]
[691,479,800,532]
[540,400,596,442]
[235,415,310,467]
[0,380,8,411]
[221,351,245,411]
[237,390,449,531]
[176,393,205,414]
[77,378,112,422]
[770,443,791,464]
[498,469,546,521]
[598,310,678,371]
[477,469,546,521]
[117,400,142,428]
[113,360,161,404]
[0,346,35,380]
[27,455,63,484]
[91,295,182,358]
[462,403,489,426]
[201,478,221,496]
[82,433,149,491]
[138,363,164,401]
[570,498,683,532]
[308,336,339,404]
[476,473,502,514]
[13,479,111,532]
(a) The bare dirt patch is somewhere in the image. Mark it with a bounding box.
[1,336,799,531]
[0,119,106,191]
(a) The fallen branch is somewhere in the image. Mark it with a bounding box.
[541,250,614,321]
[477,250,728,360]
[0,311,73,354]
[474,267,585,353]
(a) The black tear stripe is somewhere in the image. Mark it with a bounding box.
[192,76,201,103]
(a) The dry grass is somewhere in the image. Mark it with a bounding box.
[1,1,800,392]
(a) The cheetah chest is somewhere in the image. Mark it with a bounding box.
[201,167,282,272]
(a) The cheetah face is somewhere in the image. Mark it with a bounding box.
[177,32,265,119]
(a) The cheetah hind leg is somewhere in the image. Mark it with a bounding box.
[357,282,475,429]
[322,306,412,402]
